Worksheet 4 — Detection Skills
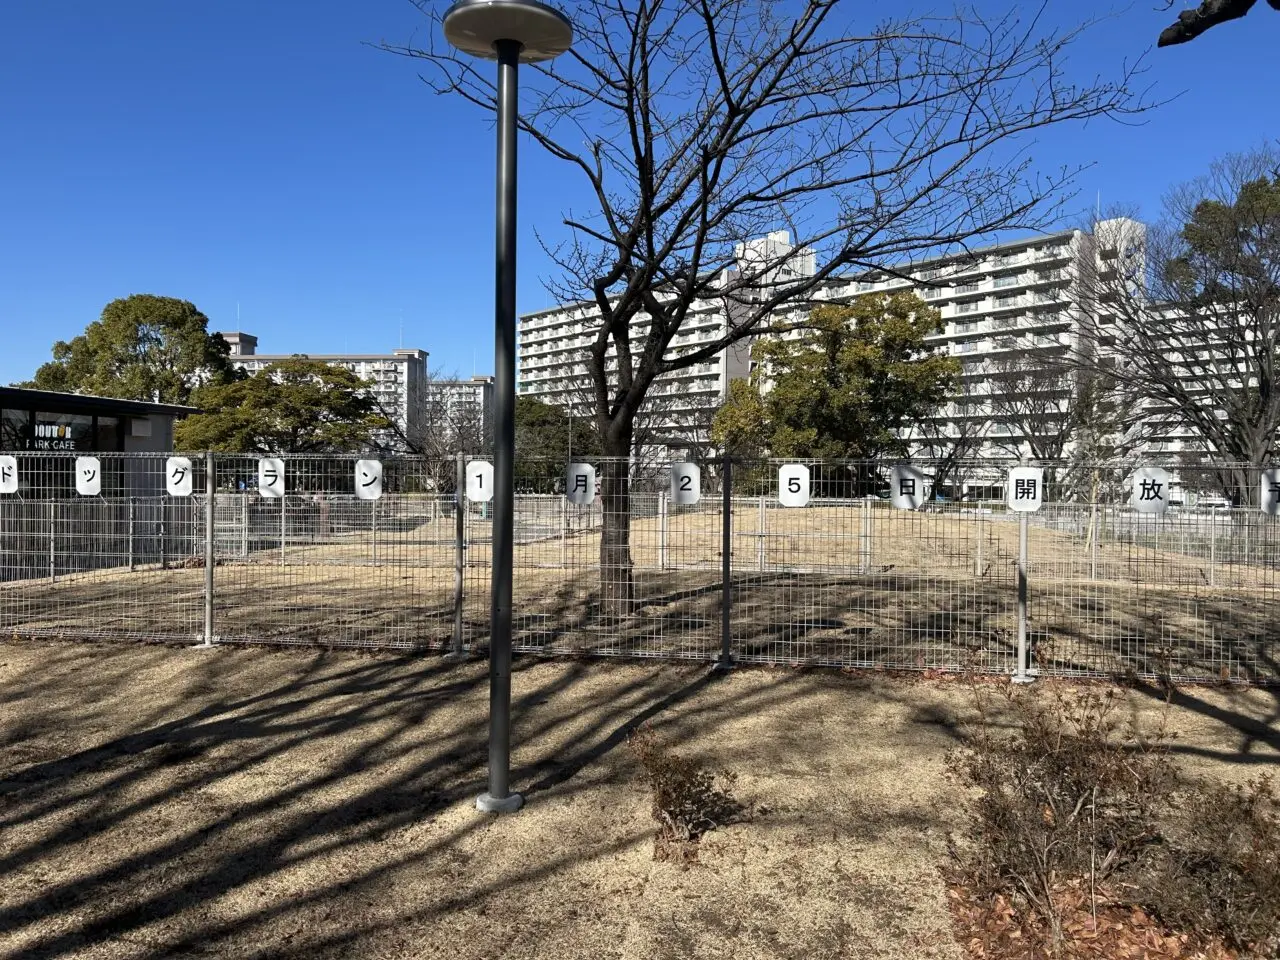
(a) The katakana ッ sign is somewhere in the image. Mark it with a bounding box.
[258,458,285,498]
[355,459,383,500]
[670,462,701,506]
[466,460,494,503]
[1131,467,1170,515]
[166,457,193,497]
[0,456,16,495]
[889,464,927,510]
[778,463,810,507]
[566,463,596,505]
[75,456,101,496]
[1007,466,1044,513]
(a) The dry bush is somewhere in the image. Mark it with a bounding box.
[1142,776,1280,958]
[947,685,1177,948]
[628,723,739,860]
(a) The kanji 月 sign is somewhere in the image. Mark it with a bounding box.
[466,460,494,503]
[1006,466,1044,513]
[670,462,700,505]
[0,456,17,495]
[1131,467,1170,515]
[778,463,810,507]
[166,457,193,497]
[258,458,285,498]
[355,459,383,500]
[75,456,101,496]
[566,463,596,505]
[889,464,926,511]
[1261,468,1280,517]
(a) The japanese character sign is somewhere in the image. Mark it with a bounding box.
[75,456,101,496]
[566,462,596,505]
[778,463,810,507]
[1006,466,1044,513]
[890,464,927,511]
[1131,467,1170,515]
[670,462,701,506]
[165,457,193,497]
[258,458,285,499]
[466,460,494,503]
[355,459,383,501]
[0,456,16,495]
[1261,468,1280,517]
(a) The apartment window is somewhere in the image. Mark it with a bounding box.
[955,301,980,314]
[957,282,979,294]
[956,341,978,354]
[923,287,944,299]
[993,295,1019,308]
[993,274,1021,288]
[955,319,977,333]
[994,254,1020,268]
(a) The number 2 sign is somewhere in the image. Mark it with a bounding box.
[670,463,700,505]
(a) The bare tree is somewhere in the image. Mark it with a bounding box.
[1157,0,1280,47]
[912,374,989,500]
[393,0,1150,612]
[987,348,1080,463]
[1074,147,1280,505]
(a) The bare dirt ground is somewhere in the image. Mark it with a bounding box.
[1,640,1277,960]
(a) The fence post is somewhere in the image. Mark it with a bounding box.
[128,497,135,571]
[658,491,668,571]
[451,451,466,658]
[1209,506,1217,588]
[860,496,872,574]
[559,494,568,569]
[159,499,167,570]
[371,497,379,567]
[48,501,55,582]
[718,456,733,669]
[201,453,216,648]
[1089,505,1099,581]
[241,493,248,558]
[757,494,766,572]
[975,507,984,578]
[280,495,287,567]
[1013,510,1033,684]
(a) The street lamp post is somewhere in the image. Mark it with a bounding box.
[443,0,573,815]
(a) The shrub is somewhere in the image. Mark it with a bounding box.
[947,685,1177,947]
[628,723,739,857]
[1142,775,1280,958]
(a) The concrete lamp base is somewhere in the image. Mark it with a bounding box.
[476,792,525,814]
[1011,674,1037,685]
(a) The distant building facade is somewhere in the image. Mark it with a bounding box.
[420,375,494,451]
[218,332,428,450]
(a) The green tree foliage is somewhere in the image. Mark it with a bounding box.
[712,294,958,484]
[514,397,603,490]
[175,358,391,453]
[22,295,236,404]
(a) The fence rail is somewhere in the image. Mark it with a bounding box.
[1,451,1277,683]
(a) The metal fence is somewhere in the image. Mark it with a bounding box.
[1,451,1277,683]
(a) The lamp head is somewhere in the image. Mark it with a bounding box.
[443,0,573,63]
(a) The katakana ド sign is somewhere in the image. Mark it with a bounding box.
[0,456,17,495]
[1261,468,1280,516]
[1006,466,1044,513]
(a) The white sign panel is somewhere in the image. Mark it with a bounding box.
[355,459,383,500]
[778,463,810,508]
[466,460,494,503]
[566,462,596,505]
[75,456,101,496]
[889,464,927,511]
[0,456,16,495]
[166,457,193,497]
[1131,467,1170,515]
[1262,468,1280,516]
[1006,466,1044,513]
[670,462,701,506]
[258,457,285,498]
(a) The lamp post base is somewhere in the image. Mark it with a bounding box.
[476,791,525,814]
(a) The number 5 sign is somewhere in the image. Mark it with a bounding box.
[778,463,810,507]
[670,463,700,505]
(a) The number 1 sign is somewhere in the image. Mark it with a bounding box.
[466,460,494,503]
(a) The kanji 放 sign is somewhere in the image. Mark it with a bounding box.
[1131,467,1170,515]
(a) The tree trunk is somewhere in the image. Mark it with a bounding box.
[598,420,635,619]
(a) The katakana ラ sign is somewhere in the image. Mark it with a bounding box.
[258,458,285,498]
[889,464,927,511]
[466,460,494,503]
[165,457,193,497]
[1261,468,1280,516]
[1131,467,1170,515]
[0,456,16,495]
[1007,466,1044,513]
[778,463,810,507]
[566,463,596,505]
[670,462,701,506]
[75,456,101,496]
[355,459,383,500]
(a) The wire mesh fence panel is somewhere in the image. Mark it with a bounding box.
[0,450,1277,681]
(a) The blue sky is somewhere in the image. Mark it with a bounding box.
[0,1,1275,386]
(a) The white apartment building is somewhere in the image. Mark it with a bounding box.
[516,221,1143,462]
[421,375,494,448]
[218,332,428,450]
